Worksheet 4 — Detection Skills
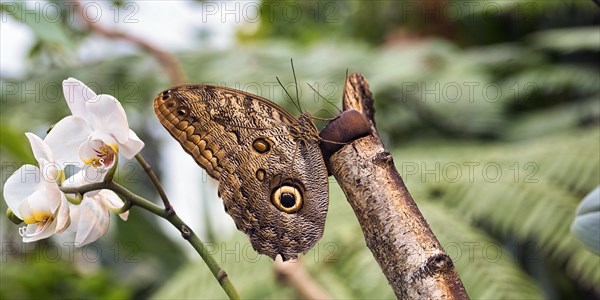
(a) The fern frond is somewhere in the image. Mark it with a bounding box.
[418,201,544,299]
[394,127,600,294]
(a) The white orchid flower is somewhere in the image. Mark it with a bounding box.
[3,78,140,246]
[45,77,144,178]
[63,176,129,247]
[3,133,70,242]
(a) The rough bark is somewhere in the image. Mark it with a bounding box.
[326,73,469,299]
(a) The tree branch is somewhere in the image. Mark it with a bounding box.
[273,256,332,300]
[73,1,184,85]
[327,73,469,299]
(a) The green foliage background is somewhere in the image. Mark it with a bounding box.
[1,1,599,299]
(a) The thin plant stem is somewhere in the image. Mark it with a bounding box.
[135,153,172,212]
[60,181,240,299]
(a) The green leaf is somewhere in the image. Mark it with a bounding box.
[529,27,600,53]
[0,123,33,164]
[394,128,600,294]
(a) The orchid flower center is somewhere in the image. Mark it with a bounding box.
[19,216,54,237]
[89,143,117,169]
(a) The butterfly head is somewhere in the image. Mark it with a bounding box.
[289,113,320,144]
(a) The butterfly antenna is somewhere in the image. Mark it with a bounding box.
[311,109,338,120]
[290,58,303,113]
[320,137,350,145]
[277,76,302,113]
[307,82,342,114]
[290,58,302,113]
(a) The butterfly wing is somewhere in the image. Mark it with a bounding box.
[154,85,328,260]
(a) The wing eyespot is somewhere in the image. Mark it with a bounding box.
[177,107,188,116]
[165,100,176,108]
[160,89,172,101]
[252,138,271,154]
[256,169,266,181]
[271,185,303,213]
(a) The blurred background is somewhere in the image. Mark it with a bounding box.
[1,0,599,299]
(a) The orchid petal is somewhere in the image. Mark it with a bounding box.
[62,78,96,120]
[25,133,55,167]
[22,221,57,242]
[118,211,129,221]
[89,131,118,151]
[17,200,34,224]
[42,179,63,213]
[86,94,129,143]
[25,190,54,222]
[36,158,59,186]
[3,165,43,219]
[67,203,81,232]
[74,199,110,247]
[96,190,129,221]
[54,194,71,233]
[119,129,145,159]
[96,190,122,209]
[45,116,92,167]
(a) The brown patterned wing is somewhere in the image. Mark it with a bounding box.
[153,85,329,261]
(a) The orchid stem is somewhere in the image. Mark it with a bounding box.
[135,153,173,212]
[59,181,240,300]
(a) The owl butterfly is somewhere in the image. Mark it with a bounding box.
[153,83,330,261]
